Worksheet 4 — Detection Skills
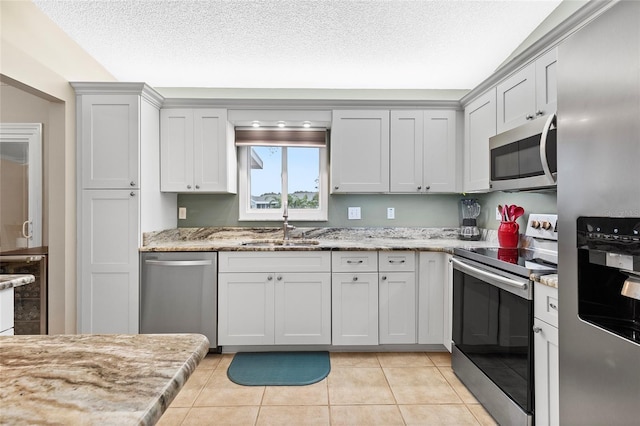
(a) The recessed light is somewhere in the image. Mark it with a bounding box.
[303,121,311,128]
[251,121,260,128]
[277,121,286,128]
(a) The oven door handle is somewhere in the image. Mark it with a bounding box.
[451,257,529,290]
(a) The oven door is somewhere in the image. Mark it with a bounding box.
[451,257,534,424]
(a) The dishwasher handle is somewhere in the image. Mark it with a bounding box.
[144,259,213,267]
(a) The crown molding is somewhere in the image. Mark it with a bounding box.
[69,82,164,108]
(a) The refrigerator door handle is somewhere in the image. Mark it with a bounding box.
[540,113,557,184]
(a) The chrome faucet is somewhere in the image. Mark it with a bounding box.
[282,203,295,242]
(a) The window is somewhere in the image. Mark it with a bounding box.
[238,144,328,221]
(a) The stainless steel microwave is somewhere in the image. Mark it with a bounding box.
[490,113,557,191]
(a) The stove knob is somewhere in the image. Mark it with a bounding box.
[541,221,552,230]
[531,220,541,229]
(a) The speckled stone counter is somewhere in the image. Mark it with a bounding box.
[531,273,558,288]
[0,333,209,425]
[141,226,497,252]
[0,274,35,291]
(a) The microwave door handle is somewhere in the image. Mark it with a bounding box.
[539,113,557,184]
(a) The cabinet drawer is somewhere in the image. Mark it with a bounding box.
[534,281,558,327]
[379,251,415,272]
[219,251,331,273]
[332,251,378,272]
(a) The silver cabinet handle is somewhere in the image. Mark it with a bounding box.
[539,112,557,184]
[187,185,192,189]
[549,303,558,310]
[144,259,212,266]
[417,186,422,190]
[22,220,32,239]
[388,260,405,264]
[535,110,544,116]
[347,260,363,264]
[381,276,387,280]
[267,275,273,281]
[334,186,339,190]
[130,192,136,197]
[451,257,528,290]
[533,326,542,333]
[130,181,136,187]
[195,185,200,189]
[526,114,534,120]
[277,275,282,281]
[352,276,358,281]
[425,185,431,190]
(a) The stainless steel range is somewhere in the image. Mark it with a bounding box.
[451,214,558,425]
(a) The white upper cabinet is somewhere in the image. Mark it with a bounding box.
[463,88,496,192]
[390,110,458,193]
[330,110,390,193]
[80,94,139,189]
[160,108,236,193]
[496,48,558,133]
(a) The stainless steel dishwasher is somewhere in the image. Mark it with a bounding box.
[140,252,217,350]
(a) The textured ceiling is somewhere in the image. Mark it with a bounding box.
[32,0,562,90]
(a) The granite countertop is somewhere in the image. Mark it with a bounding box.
[0,333,209,425]
[141,226,497,252]
[0,274,35,291]
[531,273,558,289]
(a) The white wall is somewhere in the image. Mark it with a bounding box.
[1,1,116,334]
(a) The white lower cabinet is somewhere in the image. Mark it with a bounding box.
[534,282,559,426]
[1,286,15,335]
[418,252,446,345]
[80,189,139,334]
[332,271,379,345]
[379,251,416,344]
[217,252,331,346]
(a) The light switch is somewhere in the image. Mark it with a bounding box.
[348,207,361,220]
[387,207,395,219]
[178,207,187,220]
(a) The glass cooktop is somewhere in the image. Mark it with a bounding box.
[454,247,557,277]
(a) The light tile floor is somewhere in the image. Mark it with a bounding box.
[157,352,498,426]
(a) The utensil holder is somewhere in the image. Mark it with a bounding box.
[498,221,519,248]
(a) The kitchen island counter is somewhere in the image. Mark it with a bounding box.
[0,333,209,425]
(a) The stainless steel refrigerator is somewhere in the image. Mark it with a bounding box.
[557,1,640,425]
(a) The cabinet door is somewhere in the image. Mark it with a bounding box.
[534,318,559,426]
[496,63,536,133]
[332,272,378,345]
[80,190,139,334]
[463,88,496,192]
[535,48,558,118]
[417,252,445,344]
[379,272,416,344]
[218,273,275,345]
[390,110,423,193]
[80,95,139,189]
[331,110,390,193]
[160,108,194,192]
[423,110,458,192]
[274,272,331,344]
[193,109,235,192]
[0,287,15,333]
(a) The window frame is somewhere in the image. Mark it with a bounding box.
[238,145,328,221]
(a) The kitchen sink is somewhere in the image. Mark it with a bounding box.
[241,239,320,247]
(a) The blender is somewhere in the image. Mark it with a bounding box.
[459,198,481,241]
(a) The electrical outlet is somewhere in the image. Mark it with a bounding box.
[178,207,187,220]
[387,207,395,219]
[348,207,361,220]
[496,207,502,221]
